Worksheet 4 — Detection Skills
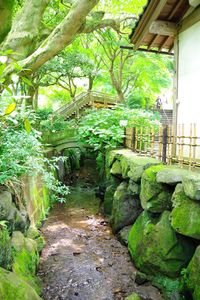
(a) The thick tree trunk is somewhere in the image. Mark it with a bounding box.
[18,0,99,72]
[109,70,125,102]
[2,0,49,60]
[0,0,15,43]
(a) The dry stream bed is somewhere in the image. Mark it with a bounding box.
[38,163,163,300]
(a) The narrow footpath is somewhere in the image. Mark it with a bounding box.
[38,161,163,300]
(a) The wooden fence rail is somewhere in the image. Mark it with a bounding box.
[124,124,200,169]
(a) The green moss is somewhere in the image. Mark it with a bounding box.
[152,274,185,300]
[0,267,41,300]
[12,249,40,291]
[0,228,13,270]
[11,232,40,292]
[171,184,200,239]
[27,226,45,252]
[186,246,200,300]
[124,293,141,300]
[128,211,195,278]
[140,165,172,213]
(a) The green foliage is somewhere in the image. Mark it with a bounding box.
[0,106,69,203]
[78,106,160,152]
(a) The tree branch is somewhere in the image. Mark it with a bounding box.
[2,0,49,59]
[0,0,15,43]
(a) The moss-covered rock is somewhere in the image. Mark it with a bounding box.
[110,160,122,177]
[140,165,172,213]
[128,157,161,183]
[182,173,200,200]
[128,211,195,278]
[104,185,116,215]
[107,149,133,167]
[11,231,39,290]
[117,225,132,246]
[0,267,41,300]
[0,191,29,232]
[186,246,200,300]
[170,184,200,239]
[156,167,187,185]
[111,182,142,233]
[124,293,141,300]
[0,228,12,269]
[27,226,45,252]
[128,180,140,196]
[120,155,131,179]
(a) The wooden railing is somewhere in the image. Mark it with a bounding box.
[124,124,200,169]
[53,91,119,119]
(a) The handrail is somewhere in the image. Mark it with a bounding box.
[53,91,119,119]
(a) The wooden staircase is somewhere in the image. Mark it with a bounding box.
[53,91,119,119]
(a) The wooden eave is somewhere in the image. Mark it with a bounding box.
[130,0,190,54]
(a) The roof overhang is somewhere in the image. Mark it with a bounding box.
[130,0,191,55]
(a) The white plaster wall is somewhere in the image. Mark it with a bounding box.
[177,21,200,159]
[178,21,200,126]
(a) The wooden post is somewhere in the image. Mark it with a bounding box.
[162,126,168,164]
[132,128,136,151]
[124,128,127,147]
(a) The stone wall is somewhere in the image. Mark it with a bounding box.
[105,148,200,299]
[0,173,49,299]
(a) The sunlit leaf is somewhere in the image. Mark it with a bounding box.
[24,118,31,133]
[4,102,16,115]
[4,85,13,95]
[21,77,33,86]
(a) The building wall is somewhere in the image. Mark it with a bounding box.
[177,20,200,158]
[177,20,200,126]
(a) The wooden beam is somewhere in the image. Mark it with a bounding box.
[158,36,171,51]
[132,0,168,49]
[148,34,158,49]
[149,20,177,36]
[168,0,185,20]
[119,45,174,56]
[189,0,200,8]
[179,5,200,33]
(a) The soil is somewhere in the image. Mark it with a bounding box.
[38,159,164,300]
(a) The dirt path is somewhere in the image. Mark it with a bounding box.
[38,160,163,300]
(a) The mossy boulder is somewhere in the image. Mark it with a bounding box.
[107,149,134,167]
[110,160,122,177]
[140,165,172,213]
[128,180,140,196]
[156,167,187,185]
[182,173,200,200]
[127,157,161,183]
[11,231,39,289]
[186,246,200,300]
[171,184,200,239]
[0,191,29,232]
[117,225,132,246]
[124,293,141,300]
[0,228,12,269]
[128,211,195,278]
[111,182,142,233]
[27,226,45,252]
[0,267,41,300]
[104,185,117,215]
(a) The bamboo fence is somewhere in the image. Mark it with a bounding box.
[124,124,200,170]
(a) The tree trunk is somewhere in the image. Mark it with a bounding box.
[2,0,49,60]
[0,0,15,43]
[16,0,99,72]
[109,70,125,102]
[88,75,94,92]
